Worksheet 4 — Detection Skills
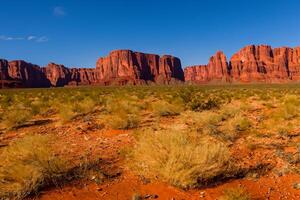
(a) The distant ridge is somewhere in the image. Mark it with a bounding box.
[0,50,184,88]
[185,45,300,83]
[1,45,300,88]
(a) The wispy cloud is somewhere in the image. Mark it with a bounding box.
[53,6,66,16]
[0,35,49,42]
[0,35,24,41]
[27,36,37,41]
[36,36,49,43]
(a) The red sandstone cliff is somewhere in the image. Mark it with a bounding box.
[0,60,50,88]
[2,46,300,88]
[96,50,184,85]
[185,45,300,83]
[0,50,184,88]
[184,51,230,83]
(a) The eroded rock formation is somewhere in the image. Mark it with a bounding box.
[2,46,300,88]
[185,45,300,83]
[0,50,184,88]
[184,51,230,83]
[0,60,50,88]
[96,50,184,85]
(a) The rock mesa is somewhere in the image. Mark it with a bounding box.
[185,45,300,83]
[0,50,184,88]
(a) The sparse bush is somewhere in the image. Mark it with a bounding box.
[0,135,68,199]
[58,104,77,123]
[2,108,32,130]
[106,97,142,115]
[219,103,242,120]
[188,96,221,111]
[103,97,142,129]
[280,94,300,119]
[152,100,182,116]
[219,114,251,141]
[223,114,251,132]
[182,110,225,135]
[109,113,140,130]
[75,97,96,115]
[196,111,223,135]
[219,187,251,200]
[30,99,43,115]
[129,130,230,189]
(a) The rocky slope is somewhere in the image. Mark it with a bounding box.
[185,45,300,83]
[0,50,184,88]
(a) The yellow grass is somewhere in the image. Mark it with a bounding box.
[129,130,230,189]
[0,135,68,199]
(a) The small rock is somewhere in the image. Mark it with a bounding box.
[132,193,142,200]
[252,173,259,179]
[200,191,205,198]
[140,176,151,185]
[144,194,158,199]
[293,182,300,189]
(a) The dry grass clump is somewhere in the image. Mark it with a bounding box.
[181,101,252,141]
[75,97,96,115]
[104,98,141,129]
[129,130,230,189]
[268,94,300,121]
[58,104,77,123]
[109,113,140,130]
[1,107,32,130]
[105,97,142,114]
[0,135,68,199]
[219,187,251,200]
[220,114,251,141]
[57,97,97,123]
[189,111,222,135]
[188,97,221,111]
[152,100,182,117]
[279,94,300,120]
[261,94,300,135]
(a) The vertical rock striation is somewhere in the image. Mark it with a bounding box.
[185,45,300,83]
[96,50,184,85]
[0,50,184,88]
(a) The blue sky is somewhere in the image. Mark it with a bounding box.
[0,0,300,68]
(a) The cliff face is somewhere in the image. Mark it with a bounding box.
[0,50,184,88]
[185,45,300,83]
[184,51,230,83]
[0,60,50,88]
[96,50,184,85]
[41,63,102,87]
[2,46,300,88]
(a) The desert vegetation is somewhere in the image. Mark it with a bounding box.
[129,130,231,189]
[0,135,68,199]
[220,187,251,200]
[1,84,300,199]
